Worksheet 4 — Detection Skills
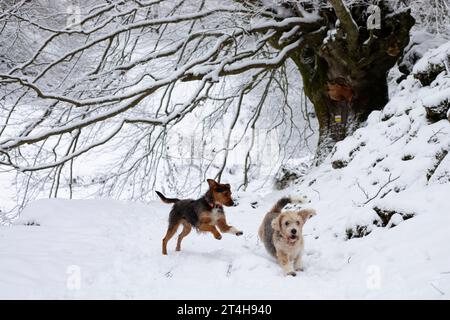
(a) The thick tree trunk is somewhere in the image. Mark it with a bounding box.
[280,1,415,164]
[316,78,388,164]
[291,52,391,163]
[238,0,415,164]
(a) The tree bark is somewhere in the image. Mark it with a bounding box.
[291,51,392,164]
[280,1,415,164]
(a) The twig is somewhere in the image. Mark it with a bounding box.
[380,188,393,199]
[312,188,321,200]
[430,282,445,296]
[164,271,173,278]
[363,174,400,205]
[226,263,232,277]
[356,180,369,199]
[427,128,446,143]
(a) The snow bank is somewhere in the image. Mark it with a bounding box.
[413,40,450,88]
[305,41,450,241]
[399,30,447,75]
[413,41,450,75]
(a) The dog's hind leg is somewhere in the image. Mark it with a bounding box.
[176,221,192,252]
[162,221,180,255]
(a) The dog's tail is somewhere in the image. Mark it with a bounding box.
[271,196,308,213]
[155,191,180,204]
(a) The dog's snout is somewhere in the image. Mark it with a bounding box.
[291,229,297,235]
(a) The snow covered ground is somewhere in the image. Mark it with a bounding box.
[1,185,449,299]
[1,39,450,301]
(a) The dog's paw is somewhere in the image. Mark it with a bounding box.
[287,271,297,277]
[215,235,222,240]
[235,231,243,236]
[295,267,304,272]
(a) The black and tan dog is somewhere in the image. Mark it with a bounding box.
[156,179,243,255]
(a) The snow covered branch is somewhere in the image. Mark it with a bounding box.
[0,0,320,206]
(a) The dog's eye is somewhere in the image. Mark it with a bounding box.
[285,221,289,226]
[215,188,224,193]
[296,221,300,225]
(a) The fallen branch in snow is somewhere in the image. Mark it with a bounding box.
[226,263,232,277]
[164,271,173,278]
[362,174,400,206]
[356,180,369,200]
[311,188,321,201]
[380,188,393,199]
[430,282,445,296]
[427,128,446,144]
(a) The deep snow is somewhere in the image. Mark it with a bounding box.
[1,185,449,299]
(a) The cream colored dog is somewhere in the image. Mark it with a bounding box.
[259,197,316,276]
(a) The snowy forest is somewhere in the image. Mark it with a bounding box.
[1,0,450,299]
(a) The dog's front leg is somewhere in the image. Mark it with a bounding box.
[198,224,222,240]
[217,217,243,236]
[294,255,303,272]
[276,250,296,276]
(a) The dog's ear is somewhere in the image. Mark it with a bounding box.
[271,214,284,231]
[207,179,217,189]
[224,183,230,189]
[298,209,316,223]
